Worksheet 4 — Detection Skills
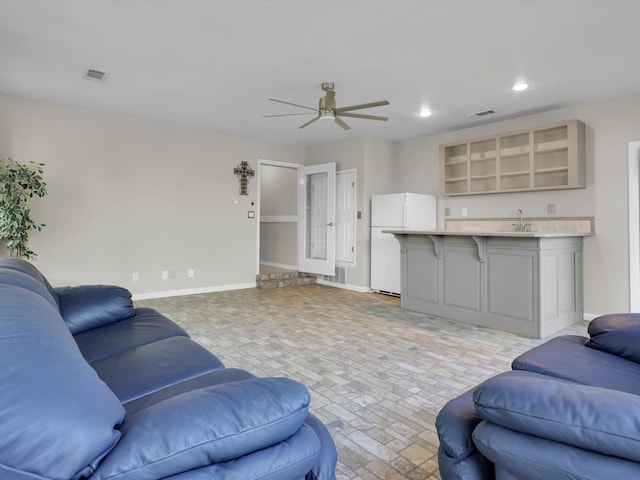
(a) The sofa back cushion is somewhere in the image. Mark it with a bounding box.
[0,258,60,309]
[0,285,125,480]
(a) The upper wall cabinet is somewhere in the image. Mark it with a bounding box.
[440,120,585,196]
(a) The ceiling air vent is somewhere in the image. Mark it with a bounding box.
[83,68,108,82]
[466,109,495,118]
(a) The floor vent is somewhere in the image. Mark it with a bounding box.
[322,266,346,285]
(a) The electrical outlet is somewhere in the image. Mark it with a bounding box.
[169,270,176,279]
[462,207,468,217]
[161,270,168,280]
[444,207,451,217]
[132,272,139,282]
[188,269,195,278]
[547,204,556,215]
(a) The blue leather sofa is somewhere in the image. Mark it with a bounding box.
[0,258,337,480]
[436,315,640,480]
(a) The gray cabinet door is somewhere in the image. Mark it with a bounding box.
[405,236,439,305]
[442,242,482,312]
[487,249,537,323]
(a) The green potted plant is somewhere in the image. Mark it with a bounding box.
[0,158,47,259]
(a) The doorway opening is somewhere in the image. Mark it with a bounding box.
[257,159,300,276]
[256,160,356,283]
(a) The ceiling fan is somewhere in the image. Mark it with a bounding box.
[264,82,389,131]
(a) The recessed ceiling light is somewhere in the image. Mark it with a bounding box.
[418,109,433,118]
[512,82,531,92]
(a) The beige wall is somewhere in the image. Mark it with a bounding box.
[260,164,297,216]
[0,94,304,295]
[395,92,640,316]
[2,90,639,315]
[259,222,297,266]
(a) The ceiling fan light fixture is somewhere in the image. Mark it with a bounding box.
[319,111,335,121]
[512,82,531,92]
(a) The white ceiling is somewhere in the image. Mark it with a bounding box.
[1,0,639,148]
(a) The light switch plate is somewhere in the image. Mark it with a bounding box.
[248,211,255,218]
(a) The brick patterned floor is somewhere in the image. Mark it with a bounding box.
[137,284,588,480]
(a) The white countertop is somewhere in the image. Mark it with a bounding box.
[383,229,591,238]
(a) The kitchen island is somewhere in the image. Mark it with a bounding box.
[384,229,591,338]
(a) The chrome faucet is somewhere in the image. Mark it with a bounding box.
[513,209,529,232]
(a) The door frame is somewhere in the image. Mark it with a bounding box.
[628,141,640,311]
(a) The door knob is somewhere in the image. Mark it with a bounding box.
[327,222,335,227]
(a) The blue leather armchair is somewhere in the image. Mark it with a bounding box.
[437,315,640,480]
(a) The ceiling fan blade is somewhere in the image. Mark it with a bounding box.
[334,100,390,113]
[263,113,316,118]
[269,98,318,112]
[338,112,389,121]
[298,116,321,129]
[334,116,351,131]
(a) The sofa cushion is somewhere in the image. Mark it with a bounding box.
[90,336,225,403]
[123,367,256,416]
[586,313,640,363]
[154,424,322,480]
[474,372,640,463]
[0,285,125,480]
[473,422,640,480]
[74,307,190,362]
[55,284,135,334]
[512,334,640,395]
[92,378,313,480]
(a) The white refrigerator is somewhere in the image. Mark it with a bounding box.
[371,193,437,295]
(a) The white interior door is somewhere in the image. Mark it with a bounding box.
[298,162,336,275]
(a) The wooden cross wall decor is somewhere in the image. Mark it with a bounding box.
[233,161,255,195]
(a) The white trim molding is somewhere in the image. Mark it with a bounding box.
[260,215,297,223]
[132,282,256,301]
[629,141,640,312]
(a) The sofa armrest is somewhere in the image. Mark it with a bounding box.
[92,378,312,480]
[436,389,483,460]
[55,285,135,334]
[473,372,640,463]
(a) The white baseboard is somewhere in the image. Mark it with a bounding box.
[132,282,256,301]
[316,278,370,293]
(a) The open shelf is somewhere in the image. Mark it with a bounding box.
[440,120,585,196]
[501,170,530,177]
